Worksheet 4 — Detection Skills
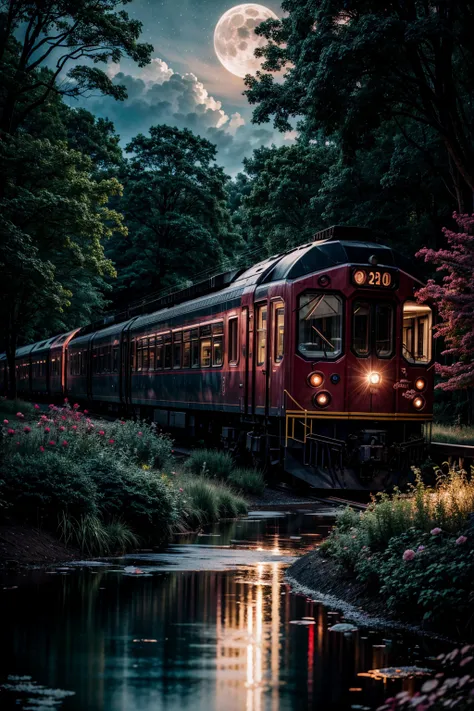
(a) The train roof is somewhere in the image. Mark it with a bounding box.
[14,330,77,359]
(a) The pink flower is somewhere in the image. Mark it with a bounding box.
[179,488,183,492]
[98,430,105,436]
[34,404,40,410]
[62,440,68,447]
[23,426,31,434]
[40,415,48,421]
[108,439,115,444]
[48,440,56,446]
[64,397,69,404]
[39,446,45,452]
[84,409,88,414]
[16,441,20,446]
[417,545,425,552]
[456,536,467,545]
[3,419,8,424]
[61,415,66,421]
[403,549,416,561]
[48,404,55,409]
[73,403,79,410]
[7,428,15,435]
[431,527,442,535]
[59,426,65,432]
[44,427,50,433]
[120,420,125,425]
[137,431,143,437]
[72,425,77,431]
[16,412,24,419]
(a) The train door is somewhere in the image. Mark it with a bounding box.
[269,299,285,416]
[253,301,269,417]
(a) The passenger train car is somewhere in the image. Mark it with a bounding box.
[1,226,434,489]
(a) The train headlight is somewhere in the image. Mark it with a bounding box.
[367,371,382,385]
[413,396,425,410]
[415,378,426,391]
[308,372,324,388]
[314,391,331,408]
[353,269,367,286]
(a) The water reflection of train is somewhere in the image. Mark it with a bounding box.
[1,225,433,489]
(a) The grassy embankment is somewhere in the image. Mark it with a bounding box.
[318,468,474,638]
[0,399,264,558]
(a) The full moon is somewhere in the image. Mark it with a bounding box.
[214,4,278,78]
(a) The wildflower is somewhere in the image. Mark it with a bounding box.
[403,549,416,561]
[39,446,45,452]
[417,545,425,552]
[62,440,68,447]
[49,404,55,409]
[84,409,89,414]
[171,449,174,453]
[23,426,31,434]
[40,415,48,421]
[16,441,20,446]
[179,488,183,492]
[61,415,66,421]
[59,426,65,432]
[137,431,143,437]
[456,535,467,545]
[64,398,69,404]
[3,419,8,424]
[98,430,105,436]
[34,404,40,410]
[108,439,115,444]
[48,440,56,446]
[431,527,442,535]
[72,425,77,431]
[7,428,15,435]
[16,412,24,419]
[44,427,50,433]
[120,420,125,425]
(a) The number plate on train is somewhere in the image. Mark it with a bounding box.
[351,268,397,288]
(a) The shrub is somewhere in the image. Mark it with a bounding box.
[0,398,36,417]
[228,467,265,495]
[0,452,97,525]
[184,449,234,479]
[107,419,173,469]
[178,475,248,528]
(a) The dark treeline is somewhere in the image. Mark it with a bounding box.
[1,1,473,401]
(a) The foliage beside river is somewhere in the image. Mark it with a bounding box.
[321,470,474,637]
[0,400,249,556]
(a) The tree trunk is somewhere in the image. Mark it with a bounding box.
[6,329,17,400]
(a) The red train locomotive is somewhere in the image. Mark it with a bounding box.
[1,226,434,489]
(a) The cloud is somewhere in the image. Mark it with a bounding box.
[88,58,296,175]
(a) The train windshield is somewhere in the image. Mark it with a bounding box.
[352,301,395,357]
[298,293,343,359]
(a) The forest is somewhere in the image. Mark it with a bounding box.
[1,0,473,412]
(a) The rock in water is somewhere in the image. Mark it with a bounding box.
[329,623,358,633]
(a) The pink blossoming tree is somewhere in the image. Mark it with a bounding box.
[417,213,474,391]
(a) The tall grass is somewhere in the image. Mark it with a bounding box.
[228,467,265,495]
[432,423,474,445]
[57,513,139,556]
[184,449,234,479]
[178,474,248,528]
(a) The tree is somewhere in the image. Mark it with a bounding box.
[417,213,474,392]
[0,132,126,395]
[245,0,474,210]
[236,142,336,255]
[0,0,153,135]
[108,125,237,309]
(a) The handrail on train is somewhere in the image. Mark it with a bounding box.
[284,389,310,447]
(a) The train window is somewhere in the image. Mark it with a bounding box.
[164,333,172,369]
[142,339,149,371]
[353,302,370,356]
[212,322,223,335]
[183,341,191,368]
[298,294,343,359]
[173,333,183,368]
[200,324,212,337]
[156,336,163,370]
[131,340,136,371]
[403,302,432,364]
[228,317,239,364]
[201,339,212,367]
[137,341,143,372]
[148,337,155,371]
[213,336,223,366]
[274,302,285,362]
[191,331,200,368]
[256,304,267,366]
[375,304,394,357]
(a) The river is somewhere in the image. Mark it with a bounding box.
[0,507,446,711]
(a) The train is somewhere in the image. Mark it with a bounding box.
[1,225,434,489]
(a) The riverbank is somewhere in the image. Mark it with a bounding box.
[0,523,77,568]
[287,471,474,641]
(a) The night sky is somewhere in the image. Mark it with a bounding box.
[82,0,292,175]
